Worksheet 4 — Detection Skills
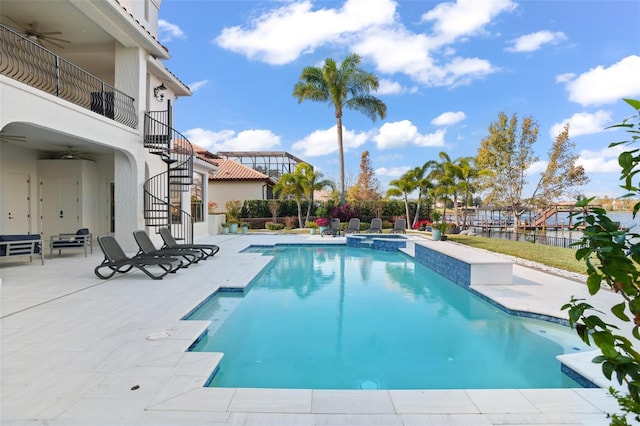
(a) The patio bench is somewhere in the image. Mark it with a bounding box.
[0,234,44,265]
[50,228,93,258]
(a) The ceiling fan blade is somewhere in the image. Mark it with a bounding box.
[5,16,28,32]
[40,38,66,49]
[37,31,63,35]
[43,35,71,44]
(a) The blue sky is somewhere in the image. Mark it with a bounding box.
[157,0,640,199]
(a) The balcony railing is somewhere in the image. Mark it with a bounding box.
[0,23,137,129]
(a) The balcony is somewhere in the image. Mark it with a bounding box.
[0,23,137,129]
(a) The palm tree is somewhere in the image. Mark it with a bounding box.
[295,163,335,224]
[408,164,434,228]
[428,152,457,224]
[293,53,387,205]
[454,157,482,228]
[386,173,417,227]
[274,172,305,228]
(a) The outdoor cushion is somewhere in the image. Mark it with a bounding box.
[0,234,41,256]
[51,228,90,248]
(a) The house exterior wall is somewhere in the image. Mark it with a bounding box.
[209,181,269,214]
[0,0,205,251]
[0,76,145,247]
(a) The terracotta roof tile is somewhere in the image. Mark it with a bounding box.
[209,159,273,182]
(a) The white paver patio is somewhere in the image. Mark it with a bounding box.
[0,233,628,425]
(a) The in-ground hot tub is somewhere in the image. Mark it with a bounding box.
[346,233,407,251]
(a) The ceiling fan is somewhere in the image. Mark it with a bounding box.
[5,16,71,49]
[56,146,94,161]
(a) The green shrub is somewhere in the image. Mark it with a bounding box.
[265,221,285,231]
[243,200,271,218]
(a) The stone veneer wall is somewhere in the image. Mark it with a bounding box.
[414,243,471,287]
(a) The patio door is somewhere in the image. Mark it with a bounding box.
[1,173,31,234]
[40,177,79,238]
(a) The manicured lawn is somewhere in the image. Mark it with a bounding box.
[445,234,589,275]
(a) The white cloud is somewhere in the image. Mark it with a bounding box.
[577,145,625,173]
[215,0,513,88]
[506,30,567,52]
[374,120,446,149]
[526,160,548,176]
[549,110,612,139]
[421,0,517,45]
[555,73,575,84]
[431,111,466,126]
[375,166,412,177]
[354,26,498,87]
[158,19,186,43]
[291,125,369,157]
[188,80,209,92]
[564,55,640,106]
[377,79,418,95]
[214,0,396,65]
[184,128,280,151]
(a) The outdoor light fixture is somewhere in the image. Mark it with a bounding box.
[153,83,167,102]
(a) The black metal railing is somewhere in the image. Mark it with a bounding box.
[143,111,194,243]
[0,23,137,128]
[474,229,585,249]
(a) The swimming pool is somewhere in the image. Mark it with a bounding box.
[187,245,589,390]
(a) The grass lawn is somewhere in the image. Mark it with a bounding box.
[445,234,589,275]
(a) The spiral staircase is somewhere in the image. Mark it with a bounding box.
[142,107,194,243]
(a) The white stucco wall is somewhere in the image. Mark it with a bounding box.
[209,181,269,215]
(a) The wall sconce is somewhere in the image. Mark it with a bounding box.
[153,83,167,102]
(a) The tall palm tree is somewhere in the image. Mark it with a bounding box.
[274,172,305,228]
[428,152,457,224]
[295,163,335,224]
[386,173,417,227]
[454,157,482,228]
[293,53,387,205]
[408,163,435,228]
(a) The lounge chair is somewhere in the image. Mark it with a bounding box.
[344,218,361,234]
[50,228,93,258]
[159,227,220,259]
[321,218,341,237]
[133,230,201,266]
[367,218,382,233]
[95,235,182,280]
[390,218,407,234]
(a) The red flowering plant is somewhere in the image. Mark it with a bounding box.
[330,204,359,222]
[315,217,330,227]
[413,220,431,231]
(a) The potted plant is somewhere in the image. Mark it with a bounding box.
[438,222,449,241]
[221,222,229,235]
[306,220,319,235]
[225,200,242,234]
[430,211,443,241]
[316,217,330,233]
[240,222,250,234]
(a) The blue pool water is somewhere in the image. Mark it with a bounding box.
[187,245,589,390]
